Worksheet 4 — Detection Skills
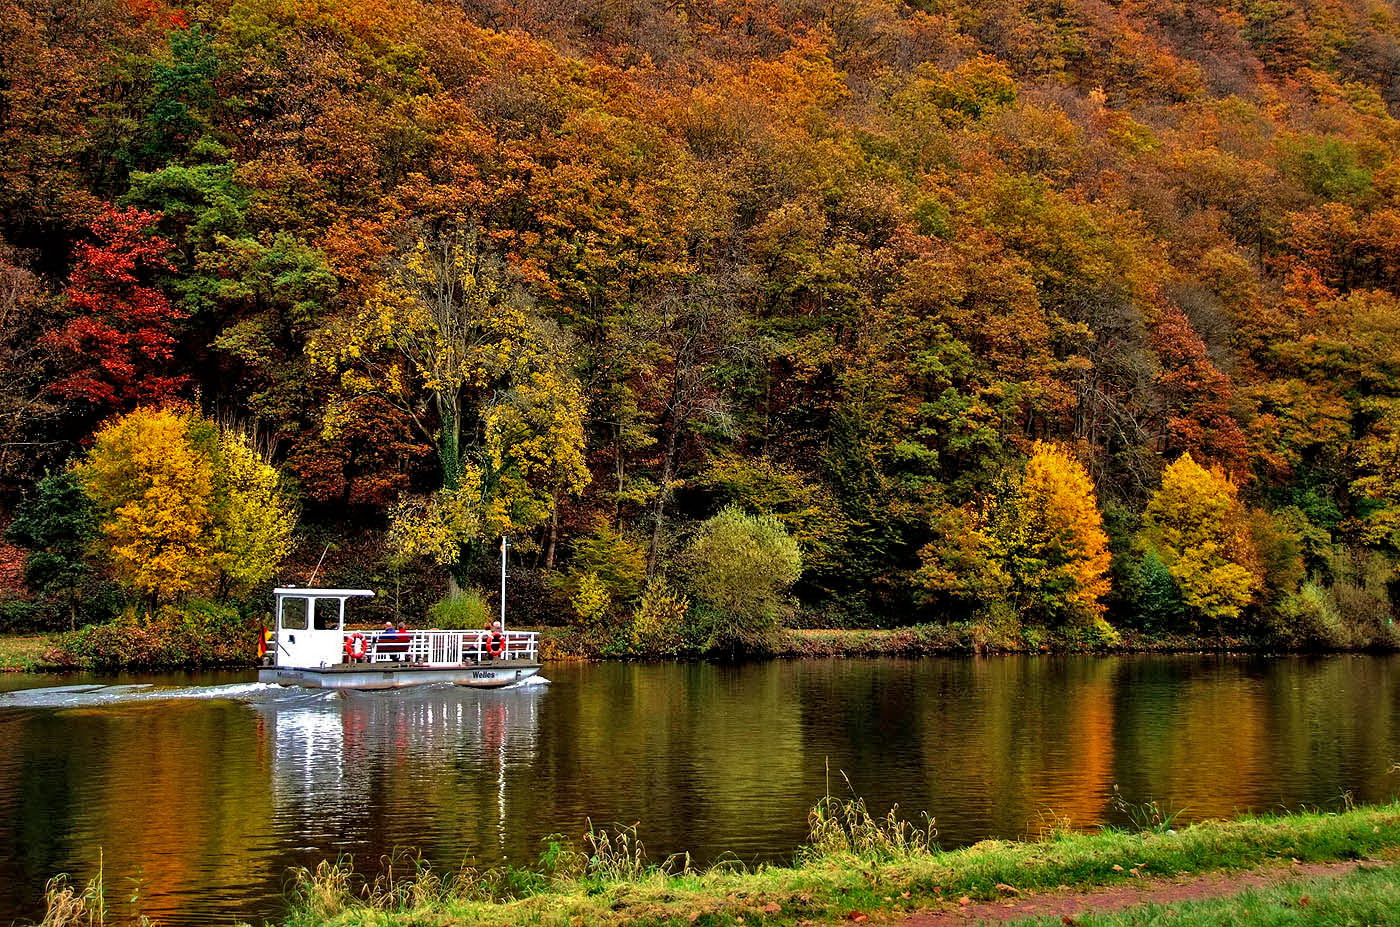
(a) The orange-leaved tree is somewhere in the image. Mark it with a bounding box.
[989,442,1113,628]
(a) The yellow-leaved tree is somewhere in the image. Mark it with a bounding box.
[78,406,296,607]
[210,430,298,596]
[1137,453,1259,628]
[314,223,588,590]
[990,442,1112,627]
[79,406,216,603]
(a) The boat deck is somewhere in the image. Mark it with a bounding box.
[260,662,541,690]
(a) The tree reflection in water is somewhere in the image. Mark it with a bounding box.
[3,656,1400,926]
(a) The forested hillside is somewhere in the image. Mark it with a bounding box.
[3,0,1400,652]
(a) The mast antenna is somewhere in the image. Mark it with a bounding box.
[499,536,509,632]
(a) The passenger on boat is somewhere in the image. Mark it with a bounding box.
[377,621,406,662]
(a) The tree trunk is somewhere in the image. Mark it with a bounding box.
[614,427,626,529]
[648,418,680,575]
[545,507,558,569]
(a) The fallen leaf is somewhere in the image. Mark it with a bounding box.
[900,891,910,899]
[1061,918,1077,926]
[958,896,971,906]
[845,913,868,923]
[760,903,781,915]
[1112,864,1124,872]
[996,883,1021,895]
[1299,896,1311,907]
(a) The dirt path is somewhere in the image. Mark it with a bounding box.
[884,857,1389,925]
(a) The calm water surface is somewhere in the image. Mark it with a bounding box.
[2,654,1399,924]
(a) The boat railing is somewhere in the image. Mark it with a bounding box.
[352,629,539,667]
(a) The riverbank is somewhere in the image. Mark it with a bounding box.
[252,801,1400,927]
[537,623,1380,661]
[3,623,1393,673]
[0,633,60,672]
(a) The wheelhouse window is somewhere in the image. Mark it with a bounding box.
[312,598,343,630]
[280,596,309,630]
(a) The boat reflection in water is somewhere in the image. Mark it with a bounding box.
[256,681,545,871]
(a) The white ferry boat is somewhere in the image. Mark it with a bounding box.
[258,586,542,690]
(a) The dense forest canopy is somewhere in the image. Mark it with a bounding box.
[3,0,1400,640]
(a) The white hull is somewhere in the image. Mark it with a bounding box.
[259,663,541,691]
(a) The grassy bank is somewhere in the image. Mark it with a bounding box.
[253,799,1400,927]
[0,632,61,672]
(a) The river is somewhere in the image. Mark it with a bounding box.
[1,654,1398,924]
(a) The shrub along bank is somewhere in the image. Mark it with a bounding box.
[8,616,1390,673]
[538,621,1398,661]
[253,800,1400,927]
[50,600,259,670]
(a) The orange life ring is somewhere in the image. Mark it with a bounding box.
[487,631,506,656]
[345,632,368,661]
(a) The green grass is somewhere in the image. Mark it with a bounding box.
[1008,861,1400,926]
[0,633,61,671]
[262,801,1400,927]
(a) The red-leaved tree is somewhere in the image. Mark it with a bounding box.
[1149,302,1249,481]
[44,205,189,412]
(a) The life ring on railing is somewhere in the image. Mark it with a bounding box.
[487,631,506,657]
[345,632,368,661]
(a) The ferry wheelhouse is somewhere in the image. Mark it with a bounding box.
[258,587,542,690]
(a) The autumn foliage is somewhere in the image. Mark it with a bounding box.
[44,206,189,414]
[76,406,293,605]
[999,444,1113,627]
[0,0,1399,647]
[1138,454,1260,627]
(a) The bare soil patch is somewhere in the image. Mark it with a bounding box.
[886,857,1388,925]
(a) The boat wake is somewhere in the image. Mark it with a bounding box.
[1,674,550,710]
[0,681,310,710]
